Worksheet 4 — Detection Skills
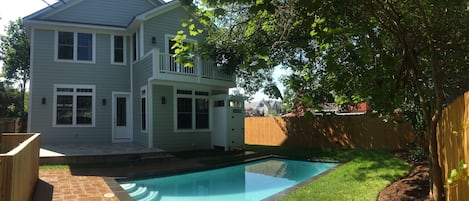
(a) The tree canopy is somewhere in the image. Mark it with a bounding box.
[177,0,469,200]
[0,18,30,120]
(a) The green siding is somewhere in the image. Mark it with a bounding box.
[152,85,211,151]
[143,7,207,54]
[132,55,153,146]
[29,29,131,144]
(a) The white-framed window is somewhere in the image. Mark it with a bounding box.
[111,35,126,65]
[132,32,138,62]
[53,84,96,127]
[164,34,198,55]
[140,86,148,132]
[175,89,210,131]
[55,31,96,63]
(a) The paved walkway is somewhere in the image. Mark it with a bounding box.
[38,169,118,201]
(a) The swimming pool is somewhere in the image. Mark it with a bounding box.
[119,158,338,201]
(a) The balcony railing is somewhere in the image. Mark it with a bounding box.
[159,53,234,81]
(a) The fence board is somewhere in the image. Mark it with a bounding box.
[0,133,40,201]
[245,115,415,150]
[436,92,469,201]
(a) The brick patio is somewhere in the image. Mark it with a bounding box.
[38,169,118,201]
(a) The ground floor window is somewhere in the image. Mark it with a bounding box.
[176,89,209,130]
[54,84,95,127]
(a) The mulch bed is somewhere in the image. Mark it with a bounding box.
[378,159,434,201]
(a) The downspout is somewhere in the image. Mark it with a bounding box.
[27,27,34,133]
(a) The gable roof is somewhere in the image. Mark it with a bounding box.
[24,0,167,28]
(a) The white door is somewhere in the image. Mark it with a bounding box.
[113,94,132,142]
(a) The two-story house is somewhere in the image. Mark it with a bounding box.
[24,0,245,151]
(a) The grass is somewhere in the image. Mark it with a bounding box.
[247,145,410,201]
[39,164,69,170]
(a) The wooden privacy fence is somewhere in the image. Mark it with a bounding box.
[0,118,25,133]
[437,92,469,201]
[245,115,415,150]
[0,133,41,201]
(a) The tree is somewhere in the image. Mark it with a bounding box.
[0,81,22,118]
[178,0,469,200]
[0,18,30,123]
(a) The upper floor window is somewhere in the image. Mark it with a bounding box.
[111,35,126,65]
[56,31,95,63]
[58,32,73,60]
[132,32,137,62]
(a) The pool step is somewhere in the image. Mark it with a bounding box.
[120,183,137,191]
[121,183,159,201]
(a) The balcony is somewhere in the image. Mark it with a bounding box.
[158,53,234,81]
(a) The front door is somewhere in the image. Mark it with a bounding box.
[112,93,132,142]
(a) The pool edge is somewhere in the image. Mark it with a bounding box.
[105,155,342,201]
[261,162,345,201]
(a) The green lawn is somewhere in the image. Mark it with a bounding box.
[247,145,410,201]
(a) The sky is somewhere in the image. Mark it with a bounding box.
[0,0,52,35]
[0,0,287,101]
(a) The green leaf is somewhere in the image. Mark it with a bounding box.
[459,161,467,169]
[450,169,458,178]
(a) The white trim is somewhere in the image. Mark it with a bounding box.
[111,92,133,143]
[54,31,96,64]
[25,20,127,33]
[139,25,145,60]
[140,85,148,133]
[173,87,211,132]
[52,84,96,127]
[27,28,35,133]
[147,82,153,148]
[111,35,127,65]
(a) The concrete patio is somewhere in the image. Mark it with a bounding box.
[40,143,165,157]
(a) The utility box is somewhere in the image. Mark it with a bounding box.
[212,95,245,151]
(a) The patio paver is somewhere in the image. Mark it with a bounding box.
[39,169,119,201]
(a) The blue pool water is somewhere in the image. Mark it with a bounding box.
[119,158,338,201]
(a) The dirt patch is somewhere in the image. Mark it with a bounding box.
[378,160,434,201]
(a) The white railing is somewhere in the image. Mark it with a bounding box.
[201,61,234,81]
[159,53,234,81]
[159,53,197,76]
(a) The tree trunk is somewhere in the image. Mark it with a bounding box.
[19,77,27,132]
[429,121,444,201]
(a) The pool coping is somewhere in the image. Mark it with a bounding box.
[104,154,342,201]
[262,160,345,201]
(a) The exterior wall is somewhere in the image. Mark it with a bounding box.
[41,0,157,27]
[143,6,206,55]
[28,1,231,149]
[132,54,154,146]
[29,28,131,144]
[152,85,211,151]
